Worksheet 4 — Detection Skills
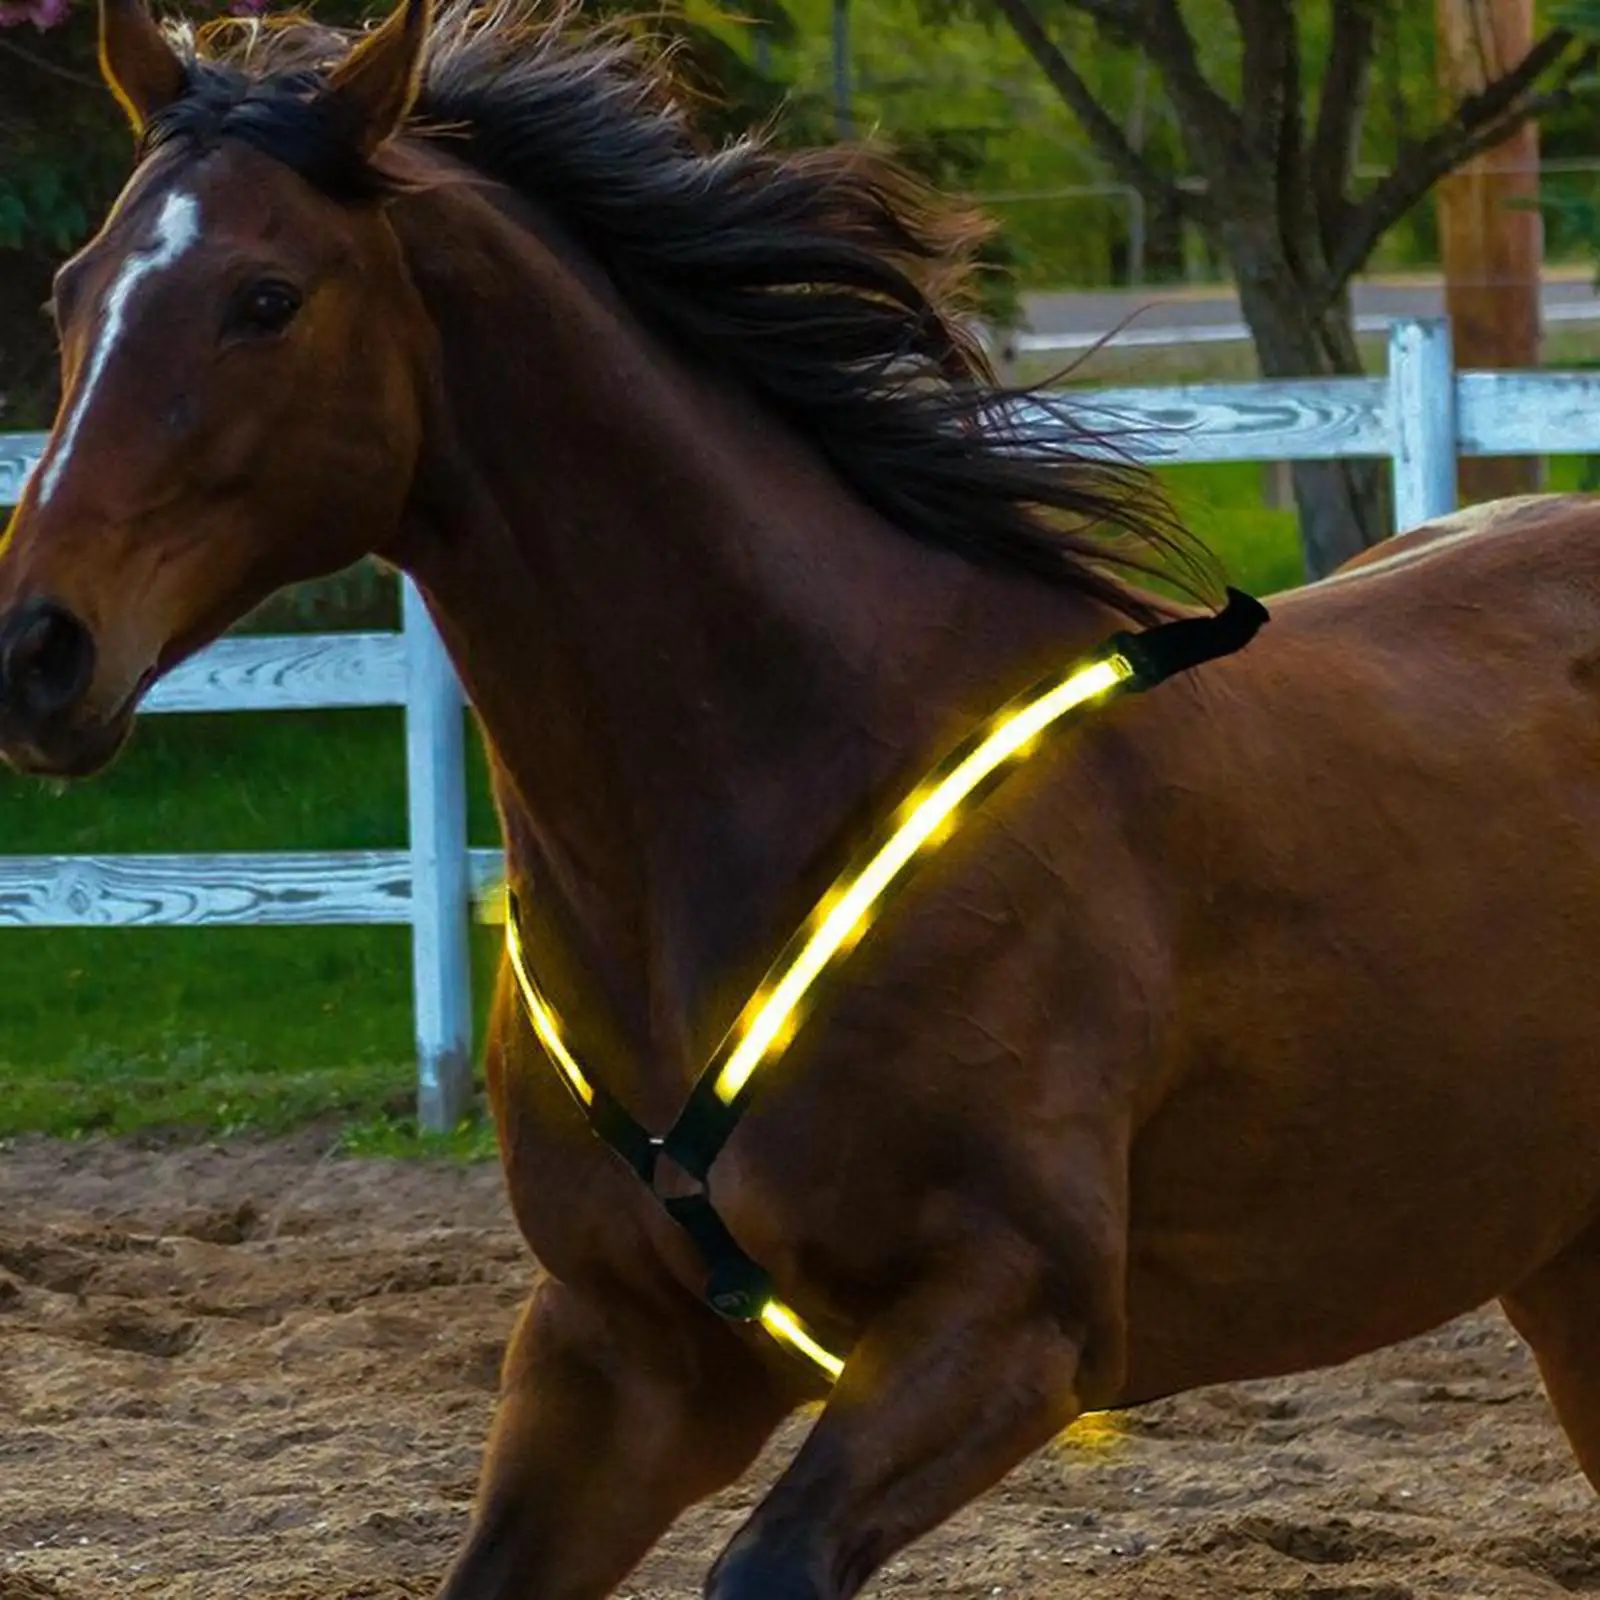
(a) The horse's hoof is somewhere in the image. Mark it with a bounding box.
[705,1541,826,1600]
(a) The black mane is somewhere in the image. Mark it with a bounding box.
[148,3,1215,617]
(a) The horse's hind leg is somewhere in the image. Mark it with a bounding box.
[1500,1221,1600,1492]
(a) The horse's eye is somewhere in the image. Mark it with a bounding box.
[229,280,302,338]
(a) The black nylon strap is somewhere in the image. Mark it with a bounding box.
[586,1088,660,1184]
[1112,587,1269,692]
[661,1082,741,1184]
[662,1194,774,1321]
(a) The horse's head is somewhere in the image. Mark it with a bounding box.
[0,0,432,776]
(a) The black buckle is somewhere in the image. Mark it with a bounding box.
[1112,587,1269,690]
[662,1192,773,1322]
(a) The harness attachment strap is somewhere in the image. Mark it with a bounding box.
[504,901,658,1182]
[505,587,1268,1382]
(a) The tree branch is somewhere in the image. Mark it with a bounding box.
[1048,0,1146,37]
[1272,12,1325,288]
[1131,0,1247,192]
[1233,0,1293,153]
[990,0,1188,210]
[1310,0,1377,248]
[1048,0,1246,204]
[1231,0,1325,283]
[1327,28,1591,290]
[0,36,101,91]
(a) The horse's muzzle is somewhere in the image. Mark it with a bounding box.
[0,597,116,776]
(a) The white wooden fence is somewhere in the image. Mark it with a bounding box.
[2,315,1597,1129]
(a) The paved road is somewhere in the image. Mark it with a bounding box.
[1018,270,1600,350]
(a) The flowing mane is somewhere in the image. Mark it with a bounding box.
[143,1,1215,618]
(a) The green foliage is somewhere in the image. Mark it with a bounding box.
[1552,0,1600,33]
[0,113,126,254]
[696,0,1123,288]
[0,155,88,254]
[0,20,127,255]
[0,13,127,420]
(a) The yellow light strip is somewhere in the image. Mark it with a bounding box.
[1058,1410,1122,1454]
[505,906,597,1108]
[500,645,1137,1388]
[505,911,848,1379]
[759,1298,846,1379]
[712,653,1134,1104]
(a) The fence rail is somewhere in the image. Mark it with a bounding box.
[0,315,1595,1128]
[1007,297,1600,355]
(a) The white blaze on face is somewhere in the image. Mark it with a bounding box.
[35,189,203,509]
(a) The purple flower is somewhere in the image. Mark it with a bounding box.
[0,0,73,30]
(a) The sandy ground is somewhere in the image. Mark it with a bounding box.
[0,1132,1593,1600]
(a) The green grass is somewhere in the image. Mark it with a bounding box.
[0,708,506,1150]
[336,1108,503,1162]
[1151,452,1600,601]
[1155,462,1303,596]
[1,447,1590,1146]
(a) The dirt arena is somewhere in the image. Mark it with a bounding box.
[0,1132,1593,1600]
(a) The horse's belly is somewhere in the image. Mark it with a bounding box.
[1115,1018,1600,1406]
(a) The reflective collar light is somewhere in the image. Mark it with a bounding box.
[759,1300,847,1380]
[501,648,1133,1386]
[710,651,1134,1105]
[497,589,1268,1385]
[505,910,595,1108]
[504,910,847,1380]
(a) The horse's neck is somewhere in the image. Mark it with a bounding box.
[390,181,1113,1112]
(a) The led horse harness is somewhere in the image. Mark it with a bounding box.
[506,589,1269,1381]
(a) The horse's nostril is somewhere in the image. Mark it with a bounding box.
[0,600,96,722]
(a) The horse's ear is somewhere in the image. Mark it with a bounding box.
[99,0,187,136]
[325,0,431,157]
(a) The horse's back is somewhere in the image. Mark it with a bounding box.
[1299,491,1600,617]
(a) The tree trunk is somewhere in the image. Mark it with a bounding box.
[983,0,1580,576]
[1286,457,1390,580]
[1232,264,1391,580]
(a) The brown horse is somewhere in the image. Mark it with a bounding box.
[1,0,1597,1593]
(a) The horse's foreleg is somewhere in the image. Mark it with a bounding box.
[705,1235,1110,1600]
[439,1273,791,1600]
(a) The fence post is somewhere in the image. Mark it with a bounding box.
[403,579,474,1133]
[1389,317,1458,532]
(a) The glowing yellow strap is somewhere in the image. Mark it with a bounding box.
[760,1299,846,1379]
[505,904,596,1109]
[500,645,1136,1386]
[505,895,848,1379]
[710,652,1134,1104]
